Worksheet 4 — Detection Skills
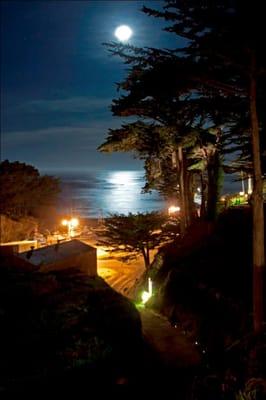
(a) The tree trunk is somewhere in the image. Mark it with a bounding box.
[142,247,150,269]
[250,53,265,333]
[200,172,206,218]
[177,146,188,235]
[185,171,195,224]
[146,245,150,269]
[206,151,220,221]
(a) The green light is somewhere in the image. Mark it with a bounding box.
[141,290,151,304]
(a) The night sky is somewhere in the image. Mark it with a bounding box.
[1,1,179,173]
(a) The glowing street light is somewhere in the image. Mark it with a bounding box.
[61,218,79,239]
[168,205,180,216]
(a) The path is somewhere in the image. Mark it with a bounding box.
[140,308,201,368]
[135,308,202,397]
[119,308,202,397]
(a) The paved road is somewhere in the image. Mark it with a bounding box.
[80,235,146,297]
[97,255,145,298]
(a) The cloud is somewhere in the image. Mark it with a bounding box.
[18,96,112,113]
[2,120,122,147]
[1,120,141,170]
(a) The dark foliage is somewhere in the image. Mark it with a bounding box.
[0,160,60,219]
[148,206,266,397]
[0,267,143,394]
[96,212,172,269]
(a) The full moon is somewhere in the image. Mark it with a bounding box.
[114,25,132,41]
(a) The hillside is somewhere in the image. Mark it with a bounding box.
[145,206,266,398]
[0,266,142,394]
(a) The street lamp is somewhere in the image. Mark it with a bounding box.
[62,218,79,239]
[168,205,180,216]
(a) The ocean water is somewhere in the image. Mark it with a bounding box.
[54,169,240,219]
[56,170,166,218]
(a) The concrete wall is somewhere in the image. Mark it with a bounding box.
[39,249,97,276]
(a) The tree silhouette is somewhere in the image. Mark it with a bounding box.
[0,160,60,220]
[143,0,265,332]
[96,212,170,270]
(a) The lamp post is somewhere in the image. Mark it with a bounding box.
[62,218,79,239]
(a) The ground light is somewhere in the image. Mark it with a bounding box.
[141,291,151,304]
[141,278,153,304]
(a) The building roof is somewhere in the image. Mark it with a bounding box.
[17,239,95,267]
[0,240,37,246]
